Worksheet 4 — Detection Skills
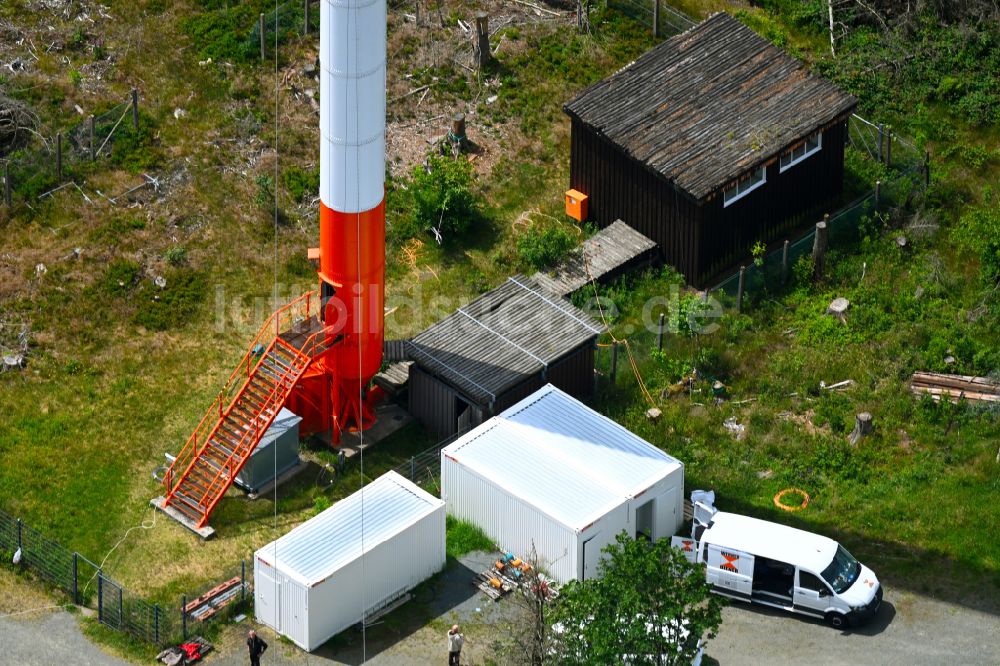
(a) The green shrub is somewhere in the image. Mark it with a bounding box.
[164,246,188,266]
[281,165,319,202]
[953,191,1000,284]
[133,269,207,331]
[109,113,161,174]
[101,259,142,296]
[410,155,478,239]
[446,515,494,559]
[516,224,576,270]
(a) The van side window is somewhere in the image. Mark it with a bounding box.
[702,542,709,563]
[799,571,829,593]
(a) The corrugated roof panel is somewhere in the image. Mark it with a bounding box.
[408,276,602,403]
[443,385,682,531]
[258,471,444,587]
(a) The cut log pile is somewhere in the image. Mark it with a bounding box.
[910,371,1000,404]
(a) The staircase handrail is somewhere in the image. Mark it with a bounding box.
[196,325,342,522]
[163,290,317,495]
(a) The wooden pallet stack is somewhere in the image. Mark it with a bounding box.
[910,371,1000,404]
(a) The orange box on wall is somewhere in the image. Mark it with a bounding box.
[565,189,588,222]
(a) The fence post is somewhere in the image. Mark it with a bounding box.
[874,180,881,210]
[98,573,103,623]
[656,312,665,351]
[154,604,160,644]
[653,0,660,37]
[72,553,78,604]
[260,13,266,60]
[736,266,746,313]
[56,132,63,181]
[924,151,930,187]
[241,560,247,603]
[886,127,893,168]
[877,123,884,163]
[610,342,618,384]
[88,115,96,161]
[3,162,10,207]
[131,88,138,130]
[16,518,22,552]
[181,594,187,640]
[410,456,416,481]
[303,0,309,36]
[813,217,829,281]
[781,239,790,286]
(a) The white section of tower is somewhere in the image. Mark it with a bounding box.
[320,0,386,214]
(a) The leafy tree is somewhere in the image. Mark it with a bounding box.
[551,532,722,666]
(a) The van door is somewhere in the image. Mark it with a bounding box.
[706,544,753,601]
[793,569,833,618]
[671,536,698,563]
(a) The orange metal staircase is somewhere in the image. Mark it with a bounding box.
[162,292,332,529]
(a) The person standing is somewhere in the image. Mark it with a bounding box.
[247,629,268,666]
[447,624,464,665]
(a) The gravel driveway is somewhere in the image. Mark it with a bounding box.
[705,585,999,665]
[4,575,997,664]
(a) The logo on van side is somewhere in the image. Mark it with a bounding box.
[720,551,740,572]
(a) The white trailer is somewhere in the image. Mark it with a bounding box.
[254,471,445,651]
[442,384,684,583]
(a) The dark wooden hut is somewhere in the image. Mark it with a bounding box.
[564,12,858,286]
[406,276,602,439]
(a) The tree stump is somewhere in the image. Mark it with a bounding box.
[849,412,873,446]
[826,297,850,322]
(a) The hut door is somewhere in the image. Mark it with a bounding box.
[257,571,280,631]
[456,397,472,434]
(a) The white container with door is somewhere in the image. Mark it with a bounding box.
[254,471,445,650]
[442,384,684,583]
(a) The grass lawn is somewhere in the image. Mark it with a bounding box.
[0,0,998,657]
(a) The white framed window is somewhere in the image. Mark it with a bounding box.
[723,165,766,207]
[779,131,822,172]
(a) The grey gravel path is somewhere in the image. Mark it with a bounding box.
[1,610,128,666]
[705,586,1000,665]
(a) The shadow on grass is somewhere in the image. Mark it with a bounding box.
[310,553,500,664]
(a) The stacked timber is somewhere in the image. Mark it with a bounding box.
[910,371,1000,403]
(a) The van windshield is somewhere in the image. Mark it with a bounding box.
[820,545,861,594]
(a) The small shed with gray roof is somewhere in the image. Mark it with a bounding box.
[441,384,684,583]
[407,275,603,439]
[564,12,857,286]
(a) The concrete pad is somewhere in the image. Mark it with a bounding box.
[149,496,215,540]
[312,403,414,458]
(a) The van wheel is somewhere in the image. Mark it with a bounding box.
[825,612,848,629]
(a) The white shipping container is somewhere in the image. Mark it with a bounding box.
[442,384,684,583]
[254,471,445,651]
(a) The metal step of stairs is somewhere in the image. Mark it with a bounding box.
[161,338,312,531]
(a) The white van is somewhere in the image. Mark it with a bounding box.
[674,503,882,629]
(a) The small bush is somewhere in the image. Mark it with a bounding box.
[410,155,478,239]
[164,246,188,266]
[101,258,142,296]
[109,113,161,174]
[516,224,576,270]
[281,165,319,202]
[133,269,207,331]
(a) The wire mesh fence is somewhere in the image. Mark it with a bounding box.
[247,0,319,54]
[2,94,137,204]
[0,506,250,647]
[608,0,696,36]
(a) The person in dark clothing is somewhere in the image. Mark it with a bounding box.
[247,630,268,666]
